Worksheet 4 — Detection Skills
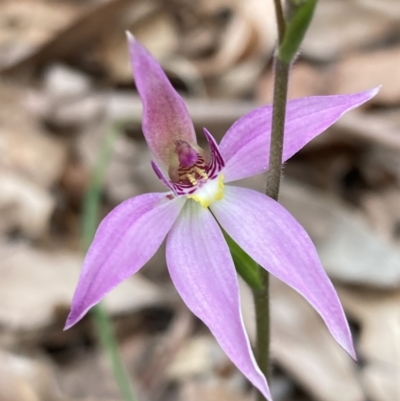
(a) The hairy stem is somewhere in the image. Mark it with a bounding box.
[253,271,271,401]
[253,8,291,401]
[254,58,290,401]
[265,58,290,201]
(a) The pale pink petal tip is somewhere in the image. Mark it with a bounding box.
[125,30,134,40]
[65,193,185,330]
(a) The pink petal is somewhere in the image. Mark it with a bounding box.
[166,200,272,400]
[220,88,379,182]
[65,193,185,329]
[210,186,356,358]
[151,160,176,192]
[127,33,196,166]
[203,128,225,177]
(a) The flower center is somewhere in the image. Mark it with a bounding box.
[169,140,207,184]
[168,139,224,207]
[188,174,224,208]
[177,154,208,186]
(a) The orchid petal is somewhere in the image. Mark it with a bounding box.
[127,33,196,166]
[210,186,355,358]
[65,193,186,329]
[151,160,176,193]
[166,200,272,400]
[220,88,379,182]
[203,128,225,178]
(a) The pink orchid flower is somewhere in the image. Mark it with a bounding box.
[66,33,378,400]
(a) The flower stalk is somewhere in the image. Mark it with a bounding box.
[254,1,317,399]
[265,58,290,201]
[254,55,290,401]
[253,271,271,395]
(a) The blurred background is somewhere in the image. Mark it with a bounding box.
[0,0,399,400]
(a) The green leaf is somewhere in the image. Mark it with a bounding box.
[224,231,263,290]
[278,0,318,64]
[81,122,137,401]
[82,122,121,250]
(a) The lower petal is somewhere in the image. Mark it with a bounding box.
[65,192,185,329]
[210,186,355,358]
[166,200,272,400]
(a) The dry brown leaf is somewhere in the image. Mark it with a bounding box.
[29,63,105,132]
[335,111,400,154]
[55,347,131,400]
[361,147,400,190]
[0,244,164,331]
[179,380,253,401]
[1,0,134,74]
[192,0,276,78]
[357,0,400,19]
[161,0,276,96]
[0,83,67,188]
[209,58,265,99]
[167,336,229,381]
[0,0,82,69]
[134,309,193,399]
[169,0,240,62]
[44,64,91,103]
[99,3,177,83]
[193,11,256,76]
[0,349,60,401]
[0,126,66,188]
[362,190,400,243]
[331,47,400,105]
[257,62,325,103]
[338,286,400,401]
[302,0,397,61]
[0,169,54,238]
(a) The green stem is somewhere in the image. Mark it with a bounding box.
[253,271,271,401]
[92,305,137,401]
[253,59,290,401]
[253,14,291,401]
[82,123,137,401]
[273,0,286,43]
[265,59,290,201]
[248,2,318,399]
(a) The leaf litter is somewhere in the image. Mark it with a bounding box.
[0,0,400,400]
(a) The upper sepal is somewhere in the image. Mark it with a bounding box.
[127,32,196,167]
